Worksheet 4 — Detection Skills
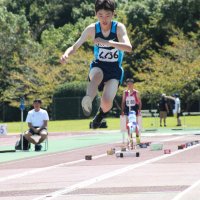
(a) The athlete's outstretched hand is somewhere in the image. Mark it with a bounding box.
[60,53,68,64]
[60,46,76,64]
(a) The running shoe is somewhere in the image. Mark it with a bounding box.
[91,112,104,129]
[91,108,108,129]
[81,96,92,117]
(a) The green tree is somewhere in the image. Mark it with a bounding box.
[5,0,95,40]
[71,1,94,22]
[125,0,200,81]
[0,7,30,103]
[161,0,200,33]
[41,16,95,83]
[135,30,200,107]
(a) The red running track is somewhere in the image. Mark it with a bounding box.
[0,133,200,200]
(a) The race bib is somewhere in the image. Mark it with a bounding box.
[126,96,136,107]
[0,124,7,135]
[98,48,119,62]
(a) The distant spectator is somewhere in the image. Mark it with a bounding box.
[166,94,182,126]
[158,94,169,127]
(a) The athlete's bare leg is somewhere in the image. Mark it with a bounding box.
[177,116,182,126]
[101,79,119,112]
[81,67,103,116]
[92,79,119,129]
[87,67,103,99]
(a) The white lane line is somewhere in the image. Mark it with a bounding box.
[0,140,120,166]
[171,179,200,200]
[0,136,185,183]
[162,136,185,142]
[0,153,106,183]
[32,143,200,200]
[142,130,200,137]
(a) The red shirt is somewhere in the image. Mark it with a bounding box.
[124,89,140,115]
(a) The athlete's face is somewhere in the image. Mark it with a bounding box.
[127,81,134,90]
[96,9,114,28]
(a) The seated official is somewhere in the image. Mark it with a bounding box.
[24,99,49,151]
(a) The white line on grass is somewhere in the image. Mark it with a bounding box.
[172,178,200,200]
[32,143,200,200]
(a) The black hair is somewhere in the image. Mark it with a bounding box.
[95,0,115,13]
[33,99,42,104]
[173,93,179,98]
[174,93,179,97]
[126,78,134,83]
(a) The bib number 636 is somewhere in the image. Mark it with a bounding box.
[99,51,118,60]
[98,48,119,62]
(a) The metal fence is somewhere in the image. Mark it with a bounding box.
[0,97,199,122]
[52,96,100,120]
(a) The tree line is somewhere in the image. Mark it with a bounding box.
[0,0,199,111]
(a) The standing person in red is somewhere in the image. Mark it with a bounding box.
[121,78,142,147]
[60,0,132,128]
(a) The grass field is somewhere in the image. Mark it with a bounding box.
[1,116,199,134]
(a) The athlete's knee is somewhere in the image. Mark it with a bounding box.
[89,68,103,82]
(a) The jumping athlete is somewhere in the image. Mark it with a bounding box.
[121,78,142,148]
[60,0,132,128]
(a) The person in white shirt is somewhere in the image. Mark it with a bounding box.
[24,99,49,151]
[166,94,182,126]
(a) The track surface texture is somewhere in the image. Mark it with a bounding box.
[0,129,200,200]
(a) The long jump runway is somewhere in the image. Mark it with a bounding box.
[0,129,200,200]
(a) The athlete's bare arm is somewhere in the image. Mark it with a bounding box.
[94,23,132,52]
[60,24,95,63]
[136,92,142,111]
[121,91,126,115]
